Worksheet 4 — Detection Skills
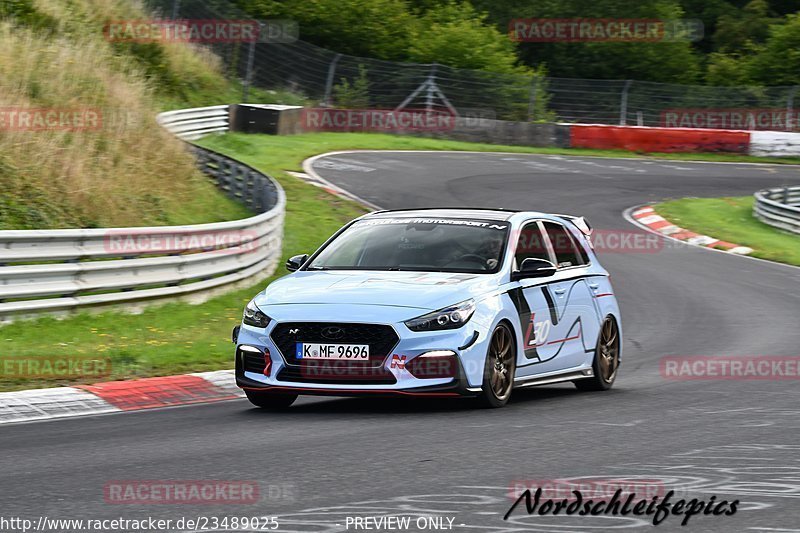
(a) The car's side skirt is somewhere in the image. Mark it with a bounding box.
[512,368,594,389]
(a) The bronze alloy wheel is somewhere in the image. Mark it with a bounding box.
[575,316,620,391]
[478,323,516,407]
[598,317,620,383]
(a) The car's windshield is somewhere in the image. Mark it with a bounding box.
[306,217,509,273]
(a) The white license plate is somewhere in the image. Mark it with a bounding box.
[296,343,370,360]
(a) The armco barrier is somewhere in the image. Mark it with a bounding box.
[0,106,285,320]
[570,124,750,153]
[754,186,800,234]
[156,105,230,140]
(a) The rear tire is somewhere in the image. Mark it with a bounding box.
[477,323,516,408]
[245,390,298,410]
[574,316,620,392]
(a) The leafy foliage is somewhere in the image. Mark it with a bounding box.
[333,65,370,108]
[708,11,800,85]
[748,13,800,85]
[407,2,525,76]
[232,0,800,86]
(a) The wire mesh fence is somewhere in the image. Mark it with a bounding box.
[142,0,800,131]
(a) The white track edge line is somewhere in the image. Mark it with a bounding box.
[302,149,800,168]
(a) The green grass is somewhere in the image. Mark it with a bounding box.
[156,181,255,225]
[655,196,800,266]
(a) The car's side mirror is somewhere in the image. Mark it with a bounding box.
[511,258,557,281]
[286,253,309,272]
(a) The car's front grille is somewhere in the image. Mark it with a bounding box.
[270,322,400,367]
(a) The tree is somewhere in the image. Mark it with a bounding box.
[748,13,800,85]
[705,51,758,85]
[406,1,526,75]
[471,0,702,83]
[713,0,776,53]
[235,0,416,61]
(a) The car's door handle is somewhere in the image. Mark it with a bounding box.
[553,288,566,295]
[588,283,600,289]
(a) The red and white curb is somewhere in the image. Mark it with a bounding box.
[630,206,754,255]
[0,370,242,425]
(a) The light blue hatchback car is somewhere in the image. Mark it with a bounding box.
[234,208,621,408]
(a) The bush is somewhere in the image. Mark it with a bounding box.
[333,65,370,108]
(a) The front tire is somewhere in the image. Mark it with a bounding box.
[477,323,516,408]
[574,316,620,391]
[245,390,298,410]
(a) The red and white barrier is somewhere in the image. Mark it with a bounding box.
[570,124,750,153]
[568,124,800,157]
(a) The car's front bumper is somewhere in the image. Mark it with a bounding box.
[233,304,491,397]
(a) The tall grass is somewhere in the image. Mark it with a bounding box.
[0,0,250,229]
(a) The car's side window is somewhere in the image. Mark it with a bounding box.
[514,221,551,269]
[574,233,591,264]
[543,221,586,269]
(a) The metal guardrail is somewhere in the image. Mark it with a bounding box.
[157,105,230,140]
[754,186,800,235]
[0,105,285,319]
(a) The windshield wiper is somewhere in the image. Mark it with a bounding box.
[387,266,446,272]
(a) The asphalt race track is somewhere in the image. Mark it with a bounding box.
[3,152,800,532]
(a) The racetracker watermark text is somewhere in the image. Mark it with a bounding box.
[661,356,800,380]
[662,108,800,131]
[301,108,456,133]
[0,108,101,132]
[300,108,496,133]
[103,480,294,504]
[102,229,275,256]
[513,227,678,255]
[103,19,297,43]
[1,357,111,379]
[509,18,703,42]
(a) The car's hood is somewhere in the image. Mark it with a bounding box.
[256,270,498,311]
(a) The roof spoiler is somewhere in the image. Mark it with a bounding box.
[554,214,594,245]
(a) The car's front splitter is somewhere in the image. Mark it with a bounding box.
[235,356,480,398]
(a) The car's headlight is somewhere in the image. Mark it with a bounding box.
[243,299,271,328]
[405,299,476,332]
